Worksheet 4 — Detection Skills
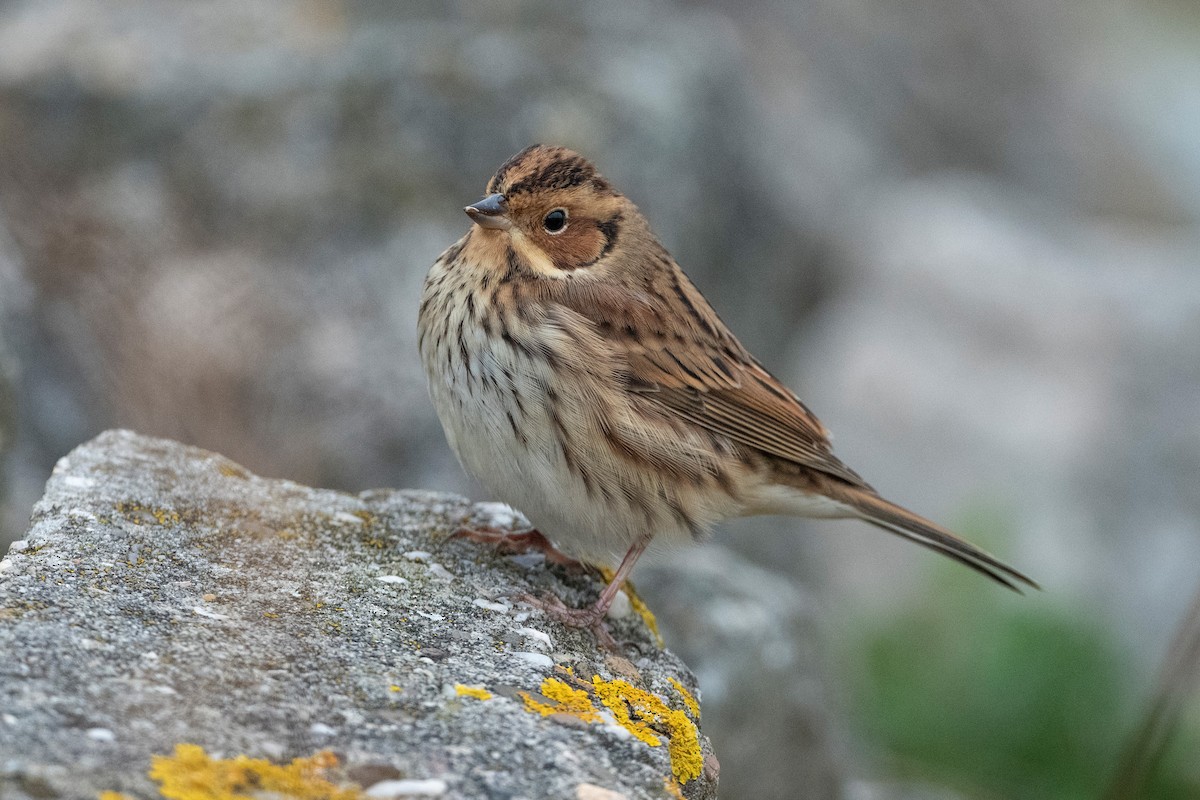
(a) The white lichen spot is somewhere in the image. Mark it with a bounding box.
[605,589,632,620]
[309,722,337,736]
[512,651,554,669]
[333,511,365,525]
[598,710,632,741]
[427,563,455,581]
[85,727,115,743]
[575,783,630,800]
[366,778,449,798]
[62,476,96,489]
[192,606,230,620]
[376,575,409,585]
[474,501,520,528]
[515,626,552,650]
[403,550,432,562]
[472,598,511,613]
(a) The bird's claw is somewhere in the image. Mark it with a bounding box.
[518,591,618,650]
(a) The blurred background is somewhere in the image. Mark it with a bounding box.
[1,1,1198,798]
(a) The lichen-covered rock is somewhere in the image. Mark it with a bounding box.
[0,430,715,800]
[640,549,844,800]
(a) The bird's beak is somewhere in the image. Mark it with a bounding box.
[464,193,511,230]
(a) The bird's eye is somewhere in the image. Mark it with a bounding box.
[543,208,568,234]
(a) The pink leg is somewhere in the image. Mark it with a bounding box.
[522,531,654,648]
[591,531,653,618]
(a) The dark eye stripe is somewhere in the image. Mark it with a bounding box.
[595,213,623,260]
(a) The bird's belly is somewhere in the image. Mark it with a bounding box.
[422,325,729,565]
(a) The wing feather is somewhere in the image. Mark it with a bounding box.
[553,267,871,489]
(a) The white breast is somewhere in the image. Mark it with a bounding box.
[418,258,741,566]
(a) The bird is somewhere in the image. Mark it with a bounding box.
[418,144,1035,636]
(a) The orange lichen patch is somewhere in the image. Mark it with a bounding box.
[454,683,493,700]
[520,677,602,722]
[143,743,361,800]
[591,677,702,784]
[667,677,700,719]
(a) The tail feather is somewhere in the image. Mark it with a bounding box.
[826,485,1038,593]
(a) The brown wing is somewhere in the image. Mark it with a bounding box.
[549,260,1037,592]
[555,264,871,489]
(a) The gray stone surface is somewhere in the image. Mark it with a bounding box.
[0,430,715,800]
[640,548,846,800]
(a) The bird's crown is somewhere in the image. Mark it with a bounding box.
[485,144,613,198]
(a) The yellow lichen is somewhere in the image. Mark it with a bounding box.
[115,502,182,527]
[591,677,702,784]
[598,571,663,647]
[520,677,601,722]
[667,677,700,719]
[663,710,703,784]
[625,588,664,647]
[454,684,493,700]
[590,678,661,747]
[98,793,135,800]
[516,674,704,785]
[145,743,361,800]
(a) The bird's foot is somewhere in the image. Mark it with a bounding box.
[449,525,580,566]
[519,592,618,650]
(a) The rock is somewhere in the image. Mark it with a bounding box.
[0,431,716,800]
[640,547,846,800]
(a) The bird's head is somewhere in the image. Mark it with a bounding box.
[463,145,634,275]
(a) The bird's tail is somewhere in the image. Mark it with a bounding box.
[823,483,1038,593]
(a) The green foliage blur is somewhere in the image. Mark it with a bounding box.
[842,518,1200,800]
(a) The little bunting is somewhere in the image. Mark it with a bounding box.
[418,145,1035,639]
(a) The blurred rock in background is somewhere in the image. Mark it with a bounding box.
[1,0,1198,798]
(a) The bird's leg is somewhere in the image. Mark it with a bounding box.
[522,531,653,649]
[450,524,580,566]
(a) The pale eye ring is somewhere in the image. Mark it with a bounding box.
[543,208,568,234]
